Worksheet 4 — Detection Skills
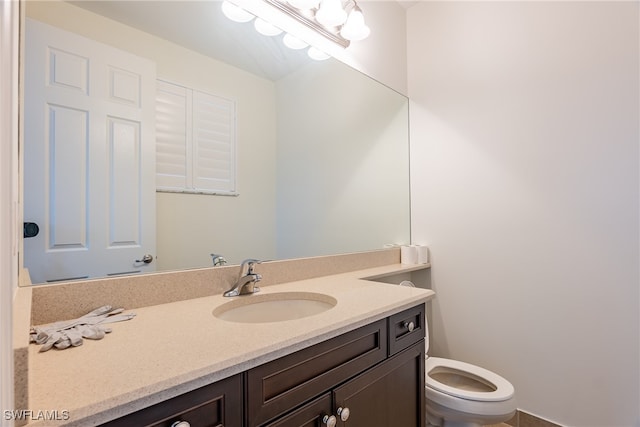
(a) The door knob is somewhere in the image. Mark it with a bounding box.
[23,222,39,238]
[135,254,153,264]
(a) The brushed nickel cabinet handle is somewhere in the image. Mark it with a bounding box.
[322,414,337,427]
[337,407,350,422]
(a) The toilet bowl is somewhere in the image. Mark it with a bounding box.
[423,326,515,426]
[425,356,516,427]
[395,280,516,426]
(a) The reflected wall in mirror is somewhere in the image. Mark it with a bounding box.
[21,0,410,284]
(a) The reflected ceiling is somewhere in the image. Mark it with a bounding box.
[70,0,312,81]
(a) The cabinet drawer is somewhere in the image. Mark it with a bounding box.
[263,393,332,427]
[388,305,425,356]
[246,319,387,426]
[100,374,243,427]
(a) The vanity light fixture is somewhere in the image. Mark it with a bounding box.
[286,0,320,10]
[315,0,347,27]
[282,33,309,49]
[339,3,369,41]
[221,0,370,61]
[307,46,330,60]
[221,1,255,22]
[254,17,284,36]
[276,0,371,43]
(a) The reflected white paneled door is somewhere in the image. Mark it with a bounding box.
[24,19,156,283]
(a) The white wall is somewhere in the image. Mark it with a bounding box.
[270,0,411,260]
[275,60,410,259]
[408,2,639,426]
[337,0,409,95]
[25,1,279,270]
[1,0,19,421]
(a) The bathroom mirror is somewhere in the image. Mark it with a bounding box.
[21,0,410,284]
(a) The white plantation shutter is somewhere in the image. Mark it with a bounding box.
[156,81,190,189]
[155,80,236,194]
[193,91,236,192]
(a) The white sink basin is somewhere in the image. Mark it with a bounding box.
[213,292,337,323]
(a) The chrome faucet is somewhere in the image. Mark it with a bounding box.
[210,253,227,267]
[223,259,262,297]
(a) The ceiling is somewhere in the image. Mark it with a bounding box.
[69,1,314,81]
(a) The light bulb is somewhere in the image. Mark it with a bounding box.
[315,0,347,27]
[308,46,330,61]
[283,33,309,50]
[340,5,370,41]
[287,0,320,10]
[254,18,283,36]
[221,1,255,23]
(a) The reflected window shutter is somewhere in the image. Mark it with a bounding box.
[155,80,191,190]
[155,80,236,194]
[192,91,236,193]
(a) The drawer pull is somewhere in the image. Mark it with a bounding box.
[171,422,190,427]
[337,407,350,422]
[404,321,415,332]
[322,415,337,427]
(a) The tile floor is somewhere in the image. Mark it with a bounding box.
[485,410,561,427]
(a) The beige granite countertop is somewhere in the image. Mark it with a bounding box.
[25,264,434,426]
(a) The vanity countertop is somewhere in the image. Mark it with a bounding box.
[25,264,434,426]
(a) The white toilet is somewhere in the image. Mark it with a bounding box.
[424,322,516,427]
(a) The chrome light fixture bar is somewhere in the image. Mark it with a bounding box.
[263,0,351,48]
[222,0,370,61]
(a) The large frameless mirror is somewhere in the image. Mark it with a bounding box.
[20,0,410,285]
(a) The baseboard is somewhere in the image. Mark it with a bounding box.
[505,410,562,427]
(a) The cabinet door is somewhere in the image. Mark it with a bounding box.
[263,393,333,427]
[100,374,243,427]
[333,341,425,427]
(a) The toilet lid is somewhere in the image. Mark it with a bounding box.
[426,357,514,402]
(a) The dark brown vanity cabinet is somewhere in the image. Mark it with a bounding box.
[100,305,425,427]
[101,373,243,427]
[262,393,333,427]
[331,341,425,427]
[249,305,425,427]
[262,341,424,427]
[246,319,388,426]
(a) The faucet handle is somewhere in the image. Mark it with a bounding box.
[240,258,262,274]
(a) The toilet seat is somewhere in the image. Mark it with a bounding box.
[426,357,514,402]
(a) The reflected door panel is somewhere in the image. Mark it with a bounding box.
[24,19,157,283]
